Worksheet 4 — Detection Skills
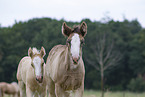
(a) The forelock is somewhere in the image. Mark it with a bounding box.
[72,25,81,33]
[32,48,40,55]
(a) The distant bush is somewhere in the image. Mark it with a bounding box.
[127,77,145,92]
[107,85,124,91]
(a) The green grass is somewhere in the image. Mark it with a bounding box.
[83,90,145,97]
[3,91,145,97]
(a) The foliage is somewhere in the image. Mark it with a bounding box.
[0,18,145,91]
[127,77,145,92]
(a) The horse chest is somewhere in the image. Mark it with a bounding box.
[27,76,46,92]
[59,71,83,91]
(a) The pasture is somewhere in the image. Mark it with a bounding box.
[83,90,145,97]
[3,90,145,97]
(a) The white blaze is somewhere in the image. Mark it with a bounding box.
[33,56,42,76]
[71,33,80,58]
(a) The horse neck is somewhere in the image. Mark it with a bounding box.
[63,46,70,70]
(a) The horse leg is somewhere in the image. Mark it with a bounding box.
[17,92,20,97]
[0,89,2,97]
[74,84,84,97]
[2,91,4,97]
[0,92,2,97]
[26,87,33,97]
[55,84,70,97]
[0,89,1,97]
[47,78,56,97]
[40,90,47,97]
[18,81,26,97]
[13,93,17,97]
[12,94,15,97]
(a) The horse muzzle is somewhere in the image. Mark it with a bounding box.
[36,76,43,83]
[72,57,80,64]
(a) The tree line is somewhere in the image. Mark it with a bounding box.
[0,18,145,92]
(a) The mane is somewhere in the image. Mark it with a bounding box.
[32,47,40,54]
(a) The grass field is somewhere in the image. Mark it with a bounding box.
[84,90,145,97]
[3,90,145,97]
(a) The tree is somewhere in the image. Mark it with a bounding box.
[86,32,121,97]
[129,29,145,76]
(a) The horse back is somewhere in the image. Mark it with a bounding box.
[11,82,19,93]
[0,82,18,94]
[47,45,66,60]
[5,83,16,94]
[0,82,7,91]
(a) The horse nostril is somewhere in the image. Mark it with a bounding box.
[73,60,77,64]
[36,78,38,81]
[36,76,43,83]
[73,57,79,64]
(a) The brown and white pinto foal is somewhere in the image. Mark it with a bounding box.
[45,22,87,97]
[17,47,47,97]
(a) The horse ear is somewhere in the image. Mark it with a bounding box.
[62,22,72,37]
[40,46,46,58]
[80,21,87,37]
[28,47,33,58]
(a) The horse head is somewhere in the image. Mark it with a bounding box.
[28,47,46,83]
[62,22,87,65]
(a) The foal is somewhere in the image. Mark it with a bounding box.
[17,47,47,97]
[45,22,87,97]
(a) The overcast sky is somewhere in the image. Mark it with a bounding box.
[0,0,145,27]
